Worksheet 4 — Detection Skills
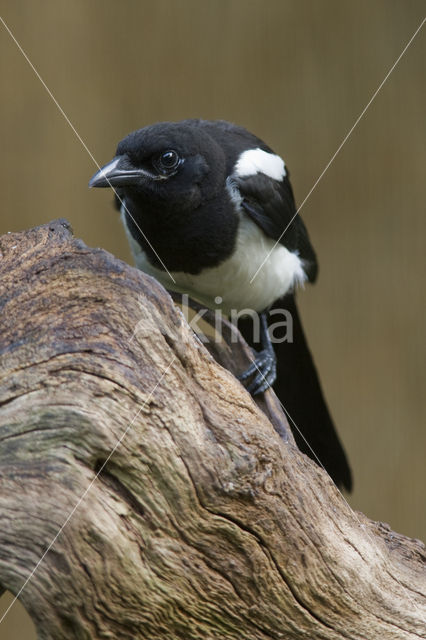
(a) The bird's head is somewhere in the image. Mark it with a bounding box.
[89,120,226,209]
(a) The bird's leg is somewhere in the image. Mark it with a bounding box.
[238,311,277,395]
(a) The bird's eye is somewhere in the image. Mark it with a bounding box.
[156,150,181,173]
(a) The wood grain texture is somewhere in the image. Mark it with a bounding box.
[0,221,424,639]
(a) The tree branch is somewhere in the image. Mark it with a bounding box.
[0,220,424,639]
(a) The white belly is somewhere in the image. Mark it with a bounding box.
[121,210,306,314]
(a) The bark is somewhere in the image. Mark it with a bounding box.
[0,220,424,640]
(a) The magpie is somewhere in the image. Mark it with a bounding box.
[89,119,352,491]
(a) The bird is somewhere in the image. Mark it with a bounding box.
[89,119,352,491]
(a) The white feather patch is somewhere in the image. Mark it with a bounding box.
[121,207,306,314]
[234,148,286,181]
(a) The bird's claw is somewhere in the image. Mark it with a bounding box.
[238,349,277,395]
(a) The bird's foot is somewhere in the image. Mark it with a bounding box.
[238,348,277,395]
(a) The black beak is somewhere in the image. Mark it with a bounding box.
[89,155,149,188]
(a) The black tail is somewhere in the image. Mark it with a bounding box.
[238,294,352,491]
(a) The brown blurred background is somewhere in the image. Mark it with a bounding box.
[0,1,425,637]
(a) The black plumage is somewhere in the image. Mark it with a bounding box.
[89,119,352,491]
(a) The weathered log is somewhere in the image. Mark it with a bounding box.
[0,220,424,639]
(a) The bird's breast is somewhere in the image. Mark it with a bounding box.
[122,208,306,314]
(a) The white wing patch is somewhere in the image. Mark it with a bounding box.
[234,148,286,181]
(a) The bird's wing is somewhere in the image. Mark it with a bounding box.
[234,172,318,283]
